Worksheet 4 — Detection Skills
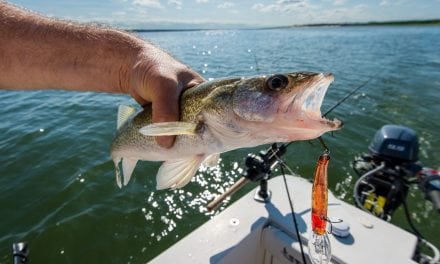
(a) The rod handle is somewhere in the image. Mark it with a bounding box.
[207,178,249,211]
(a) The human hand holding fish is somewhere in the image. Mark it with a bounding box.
[0,2,204,149]
[111,72,342,189]
[123,47,205,148]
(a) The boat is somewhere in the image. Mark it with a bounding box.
[151,173,438,264]
[151,125,440,264]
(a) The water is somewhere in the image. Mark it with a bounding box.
[1,26,439,263]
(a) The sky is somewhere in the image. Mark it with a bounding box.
[7,0,440,28]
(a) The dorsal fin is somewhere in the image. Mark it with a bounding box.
[117,105,137,129]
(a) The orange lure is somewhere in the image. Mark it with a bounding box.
[308,150,332,264]
[311,151,330,235]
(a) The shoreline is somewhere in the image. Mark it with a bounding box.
[129,19,440,32]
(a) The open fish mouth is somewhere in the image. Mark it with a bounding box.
[292,73,342,129]
[301,73,333,114]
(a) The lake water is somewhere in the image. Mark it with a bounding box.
[1,26,439,263]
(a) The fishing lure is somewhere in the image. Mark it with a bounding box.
[308,150,331,264]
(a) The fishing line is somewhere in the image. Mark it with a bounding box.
[253,52,260,73]
[279,163,308,264]
[248,49,261,73]
[322,70,380,118]
[401,188,424,239]
[318,137,329,152]
[275,155,297,177]
[315,70,381,151]
[278,69,382,155]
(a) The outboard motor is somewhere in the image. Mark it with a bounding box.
[369,124,419,164]
[353,125,440,220]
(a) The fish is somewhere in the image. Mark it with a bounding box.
[308,151,331,264]
[111,72,342,189]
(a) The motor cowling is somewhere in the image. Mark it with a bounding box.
[368,125,419,164]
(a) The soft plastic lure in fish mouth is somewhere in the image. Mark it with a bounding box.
[308,150,332,264]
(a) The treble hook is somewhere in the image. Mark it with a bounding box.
[323,216,344,234]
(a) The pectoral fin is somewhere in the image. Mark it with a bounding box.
[156,155,204,190]
[203,153,220,167]
[139,122,198,136]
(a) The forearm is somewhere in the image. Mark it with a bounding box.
[0,2,146,93]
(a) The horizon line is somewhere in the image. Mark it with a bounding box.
[124,18,440,32]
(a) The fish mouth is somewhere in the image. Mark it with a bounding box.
[286,73,342,129]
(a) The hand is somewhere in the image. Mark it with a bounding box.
[126,45,205,148]
[0,2,204,150]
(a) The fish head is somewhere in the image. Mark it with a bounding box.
[231,72,342,142]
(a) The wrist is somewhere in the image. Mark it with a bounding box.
[103,30,146,94]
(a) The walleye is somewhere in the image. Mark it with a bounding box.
[111,72,342,189]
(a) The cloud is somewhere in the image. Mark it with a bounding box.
[321,0,347,6]
[112,11,127,16]
[168,0,182,9]
[314,4,369,23]
[252,0,313,13]
[132,0,163,8]
[277,0,303,3]
[217,2,235,9]
[196,0,209,2]
[380,0,388,6]
[333,0,346,5]
[379,0,410,7]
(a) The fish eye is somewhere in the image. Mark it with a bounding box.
[267,75,289,91]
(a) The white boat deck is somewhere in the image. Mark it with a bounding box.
[151,175,418,264]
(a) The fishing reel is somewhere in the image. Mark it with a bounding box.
[352,125,440,220]
[244,143,287,202]
[207,143,287,211]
